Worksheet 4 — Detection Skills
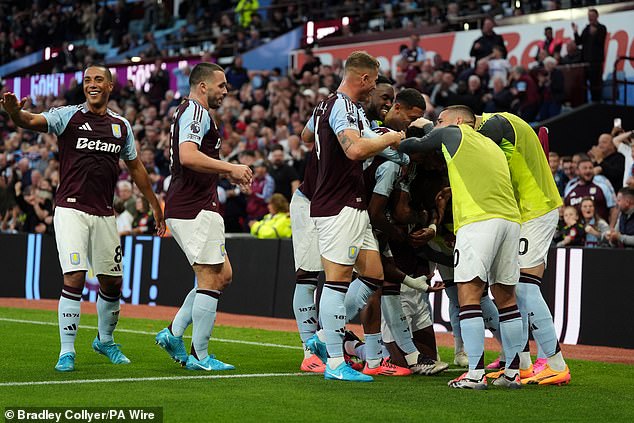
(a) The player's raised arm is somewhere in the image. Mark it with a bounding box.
[1,92,48,133]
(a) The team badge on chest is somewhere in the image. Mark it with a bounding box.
[112,124,122,138]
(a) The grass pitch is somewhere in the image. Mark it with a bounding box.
[1,307,633,422]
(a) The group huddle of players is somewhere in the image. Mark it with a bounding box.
[289,51,571,389]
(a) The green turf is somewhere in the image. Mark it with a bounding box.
[1,307,633,422]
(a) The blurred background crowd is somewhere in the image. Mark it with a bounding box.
[0,0,631,247]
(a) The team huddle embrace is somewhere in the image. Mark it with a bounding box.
[289,51,570,389]
[1,53,569,389]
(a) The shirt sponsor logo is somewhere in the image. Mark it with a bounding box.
[76,137,122,153]
[112,124,122,138]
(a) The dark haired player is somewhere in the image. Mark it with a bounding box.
[1,65,165,372]
[154,63,252,371]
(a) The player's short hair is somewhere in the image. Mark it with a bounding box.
[443,105,475,126]
[618,187,634,198]
[395,88,426,111]
[344,51,379,74]
[189,63,224,87]
[376,75,394,85]
[86,64,113,82]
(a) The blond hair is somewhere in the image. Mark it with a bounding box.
[344,51,379,74]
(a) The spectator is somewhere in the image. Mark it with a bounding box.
[537,56,564,120]
[249,193,292,239]
[606,187,634,248]
[226,56,250,91]
[555,206,585,247]
[14,181,53,234]
[470,17,507,62]
[296,49,322,78]
[218,177,248,233]
[245,160,274,222]
[402,34,426,64]
[486,0,505,18]
[580,197,609,247]
[510,66,540,122]
[562,155,576,187]
[610,128,634,188]
[458,75,485,115]
[172,64,191,98]
[287,134,308,178]
[590,133,625,193]
[537,26,563,59]
[0,173,17,233]
[148,59,170,107]
[559,40,583,65]
[572,8,607,102]
[487,45,511,86]
[114,199,134,235]
[564,156,617,227]
[483,75,513,112]
[549,152,567,196]
[131,197,155,235]
[268,144,300,201]
[116,180,137,216]
[235,0,260,29]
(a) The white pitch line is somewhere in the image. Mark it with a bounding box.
[0,318,465,375]
[0,317,301,350]
[0,372,316,387]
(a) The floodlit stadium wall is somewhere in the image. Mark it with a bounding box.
[0,234,632,350]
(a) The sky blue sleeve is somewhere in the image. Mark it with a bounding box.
[328,97,360,135]
[178,103,211,147]
[119,118,137,161]
[373,161,401,197]
[41,105,78,136]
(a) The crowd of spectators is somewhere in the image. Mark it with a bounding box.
[0,1,626,247]
[549,125,634,248]
[2,0,617,72]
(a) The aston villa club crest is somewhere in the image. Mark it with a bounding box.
[111,124,122,138]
